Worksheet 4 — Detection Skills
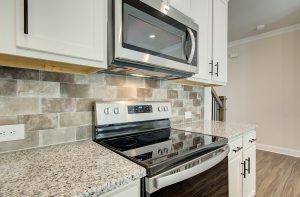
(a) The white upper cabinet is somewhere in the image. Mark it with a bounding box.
[169,0,193,19]
[184,0,228,86]
[211,0,228,84]
[188,0,212,82]
[16,0,106,62]
[0,0,107,70]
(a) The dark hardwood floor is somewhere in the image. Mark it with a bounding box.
[256,150,300,197]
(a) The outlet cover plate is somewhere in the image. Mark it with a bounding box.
[0,124,25,142]
[185,111,192,119]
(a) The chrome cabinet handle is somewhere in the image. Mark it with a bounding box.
[24,0,28,34]
[186,28,196,64]
[249,139,256,143]
[246,157,251,174]
[215,62,219,76]
[241,161,246,179]
[233,146,243,153]
[209,60,213,75]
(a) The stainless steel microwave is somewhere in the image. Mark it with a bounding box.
[107,0,199,79]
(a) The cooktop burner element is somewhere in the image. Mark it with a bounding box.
[111,138,138,148]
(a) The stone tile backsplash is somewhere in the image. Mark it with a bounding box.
[0,66,204,153]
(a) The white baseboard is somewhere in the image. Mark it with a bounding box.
[256,143,300,158]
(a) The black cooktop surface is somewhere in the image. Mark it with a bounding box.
[97,128,228,176]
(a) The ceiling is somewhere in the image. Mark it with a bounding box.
[228,0,300,42]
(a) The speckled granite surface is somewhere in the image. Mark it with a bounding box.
[0,140,146,197]
[172,120,257,139]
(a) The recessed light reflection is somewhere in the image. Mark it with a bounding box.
[130,74,151,78]
[149,34,156,39]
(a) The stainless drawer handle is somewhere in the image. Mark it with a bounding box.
[233,146,243,153]
[249,139,256,143]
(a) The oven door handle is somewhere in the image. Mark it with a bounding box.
[154,145,229,190]
[187,28,196,64]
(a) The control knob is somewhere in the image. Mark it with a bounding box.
[158,149,163,155]
[164,106,169,111]
[163,148,169,154]
[104,107,111,115]
[158,106,163,112]
[114,108,120,114]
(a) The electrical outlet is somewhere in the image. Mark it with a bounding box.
[0,124,25,142]
[185,111,192,119]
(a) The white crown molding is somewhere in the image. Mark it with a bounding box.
[256,143,300,158]
[229,23,300,48]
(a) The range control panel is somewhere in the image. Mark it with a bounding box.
[94,102,172,125]
[128,105,153,114]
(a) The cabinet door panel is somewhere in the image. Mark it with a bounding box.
[189,0,212,82]
[212,0,227,83]
[16,0,106,62]
[229,153,243,197]
[169,0,192,19]
[243,145,256,197]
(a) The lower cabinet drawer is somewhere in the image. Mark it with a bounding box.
[228,137,243,160]
[243,131,256,150]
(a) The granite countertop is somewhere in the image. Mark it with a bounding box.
[0,140,146,197]
[172,120,257,139]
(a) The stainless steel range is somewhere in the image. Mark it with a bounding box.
[93,101,229,197]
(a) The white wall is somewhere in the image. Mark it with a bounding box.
[216,29,300,153]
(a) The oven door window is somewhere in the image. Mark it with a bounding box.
[122,1,197,66]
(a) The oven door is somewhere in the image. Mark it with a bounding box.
[114,0,198,74]
[145,145,229,197]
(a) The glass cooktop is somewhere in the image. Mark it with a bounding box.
[98,128,228,176]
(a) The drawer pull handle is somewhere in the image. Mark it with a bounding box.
[241,161,247,178]
[233,146,243,153]
[249,139,256,143]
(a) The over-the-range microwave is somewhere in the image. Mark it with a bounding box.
[106,0,199,79]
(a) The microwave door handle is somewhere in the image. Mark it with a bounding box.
[187,28,196,64]
[154,145,229,190]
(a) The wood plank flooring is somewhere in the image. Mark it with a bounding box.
[256,150,300,197]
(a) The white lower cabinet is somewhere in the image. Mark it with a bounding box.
[102,180,140,197]
[228,131,256,197]
[242,145,256,197]
[229,153,243,197]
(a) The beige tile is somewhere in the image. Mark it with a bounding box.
[193,99,201,106]
[172,100,183,107]
[42,98,76,113]
[189,92,198,99]
[137,88,153,98]
[0,116,19,125]
[0,79,17,96]
[18,80,59,97]
[76,125,92,140]
[126,76,145,88]
[117,87,137,99]
[0,97,40,116]
[0,66,39,80]
[19,114,58,131]
[60,112,92,127]
[39,127,76,146]
[40,71,75,83]
[145,79,160,89]
[60,83,92,98]
[183,85,193,91]
[92,85,117,100]
[167,90,178,99]
[105,74,126,86]
[76,99,103,112]
[0,131,39,153]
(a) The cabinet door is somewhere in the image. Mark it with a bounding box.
[169,0,192,19]
[243,145,256,197]
[102,180,140,197]
[212,0,227,84]
[229,153,243,197]
[189,0,212,82]
[16,0,107,63]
